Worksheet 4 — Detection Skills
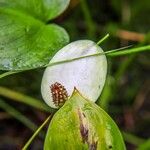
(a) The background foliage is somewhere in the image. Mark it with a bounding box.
[0,0,150,149]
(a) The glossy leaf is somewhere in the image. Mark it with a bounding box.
[0,4,69,70]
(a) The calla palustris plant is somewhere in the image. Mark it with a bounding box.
[41,40,126,149]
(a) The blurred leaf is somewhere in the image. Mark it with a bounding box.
[122,131,145,146]
[98,75,115,110]
[0,1,69,71]
[130,0,150,31]
[110,0,122,14]
[0,86,53,112]
[137,139,150,150]
[0,98,37,131]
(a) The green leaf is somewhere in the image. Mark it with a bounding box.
[0,7,69,70]
[44,89,126,150]
[0,0,70,21]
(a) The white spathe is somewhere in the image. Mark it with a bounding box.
[41,40,107,108]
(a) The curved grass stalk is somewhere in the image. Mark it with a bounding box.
[0,71,21,79]
[22,115,52,150]
[122,131,146,146]
[106,45,150,57]
[0,98,37,131]
[97,34,110,45]
[0,44,150,79]
[0,86,52,112]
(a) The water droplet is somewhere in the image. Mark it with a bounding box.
[25,26,30,33]
[2,59,13,69]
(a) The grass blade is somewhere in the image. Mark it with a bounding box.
[97,34,110,45]
[106,45,150,57]
[0,86,53,112]
[0,71,20,79]
[0,98,37,131]
[122,131,145,146]
[22,115,52,150]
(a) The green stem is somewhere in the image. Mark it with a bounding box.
[0,71,21,79]
[22,115,52,150]
[114,55,136,81]
[45,45,150,68]
[107,45,150,57]
[0,86,52,112]
[97,34,110,45]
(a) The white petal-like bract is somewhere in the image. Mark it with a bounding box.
[41,40,107,108]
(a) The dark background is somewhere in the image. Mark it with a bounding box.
[0,0,150,149]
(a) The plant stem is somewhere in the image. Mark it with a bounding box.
[107,45,150,57]
[0,86,52,112]
[0,71,21,79]
[97,34,110,45]
[22,115,52,150]
[114,55,136,80]
[45,45,150,68]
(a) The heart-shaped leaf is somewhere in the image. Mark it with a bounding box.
[0,0,70,71]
